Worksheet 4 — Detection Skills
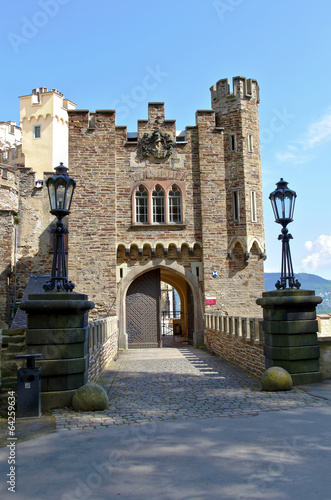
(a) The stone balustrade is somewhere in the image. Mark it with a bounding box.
[205,311,331,380]
[205,314,264,343]
[204,313,265,377]
[316,314,331,380]
[87,316,118,382]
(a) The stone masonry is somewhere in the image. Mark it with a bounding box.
[0,77,265,360]
[67,77,265,346]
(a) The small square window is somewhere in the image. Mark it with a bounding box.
[33,125,41,139]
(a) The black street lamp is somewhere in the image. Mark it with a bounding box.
[269,178,301,290]
[43,163,76,292]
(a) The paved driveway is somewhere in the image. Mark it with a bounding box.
[54,347,325,429]
[1,347,331,500]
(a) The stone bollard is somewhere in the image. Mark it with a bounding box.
[256,289,322,385]
[19,292,94,411]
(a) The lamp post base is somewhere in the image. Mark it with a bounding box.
[257,289,322,385]
[19,292,94,411]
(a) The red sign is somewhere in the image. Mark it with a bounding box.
[206,297,216,305]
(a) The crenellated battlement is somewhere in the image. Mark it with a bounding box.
[210,76,260,105]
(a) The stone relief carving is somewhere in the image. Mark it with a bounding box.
[136,130,174,162]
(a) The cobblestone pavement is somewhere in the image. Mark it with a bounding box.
[53,347,329,431]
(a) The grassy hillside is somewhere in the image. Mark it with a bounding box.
[264,273,331,314]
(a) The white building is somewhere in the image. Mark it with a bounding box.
[19,88,76,179]
[0,121,22,152]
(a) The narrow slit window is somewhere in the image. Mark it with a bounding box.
[250,191,257,222]
[152,184,165,223]
[135,185,148,224]
[233,190,239,222]
[230,134,236,151]
[248,134,253,152]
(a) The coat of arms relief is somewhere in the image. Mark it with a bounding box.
[136,130,174,162]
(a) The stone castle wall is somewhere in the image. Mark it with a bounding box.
[0,76,265,329]
[68,110,117,318]
[68,77,265,321]
[0,167,19,323]
[0,166,54,324]
[14,168,53,304]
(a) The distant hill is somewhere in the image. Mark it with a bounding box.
[264,273,331,314]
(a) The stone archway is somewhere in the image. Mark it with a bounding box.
[117,260,204,349]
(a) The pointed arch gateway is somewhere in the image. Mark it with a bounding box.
[117,262,204,349]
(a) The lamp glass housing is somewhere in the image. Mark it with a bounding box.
[269,178,296,226]
[46,163,76,217]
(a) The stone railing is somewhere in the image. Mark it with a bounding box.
[205,314,264,342]
[316,315,331,380]
[205,312,331,380]
[317,314,331,337]
[204,313,265,378]
[87,316,118,383]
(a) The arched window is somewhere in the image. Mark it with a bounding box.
[152,184,165,223]
[135,185,148,224]
[169,185,181,223]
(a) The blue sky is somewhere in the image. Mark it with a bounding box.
[2,0,331,279]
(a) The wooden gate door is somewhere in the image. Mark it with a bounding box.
[126,269,161,348]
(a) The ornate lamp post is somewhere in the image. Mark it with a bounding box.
[269,178,301,290]
[43,163,76,292]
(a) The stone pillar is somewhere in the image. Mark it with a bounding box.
[257,290,322,384]
[19,292,94,411]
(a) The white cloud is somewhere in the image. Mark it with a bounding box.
[277,108,331,164]
[302,234,331,272]
[276,149,306,164]
[304,109,331,149]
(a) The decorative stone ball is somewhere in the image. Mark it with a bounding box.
[261,367,293,392]
[72,383,109,411]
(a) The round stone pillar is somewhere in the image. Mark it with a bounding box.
[256,290,322,385]
[19,292,94,411]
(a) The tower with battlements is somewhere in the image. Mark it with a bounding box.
[66,76,265,348]
[19,87,76,180]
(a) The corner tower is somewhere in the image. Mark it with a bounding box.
[198,76,265,316]
[210,76,265,257]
